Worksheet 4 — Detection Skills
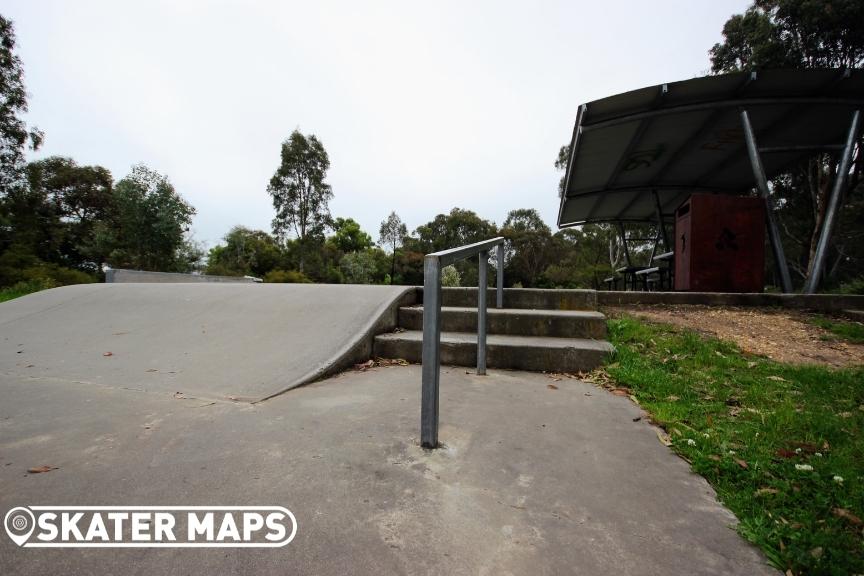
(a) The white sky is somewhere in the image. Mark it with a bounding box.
[5,0,750,247]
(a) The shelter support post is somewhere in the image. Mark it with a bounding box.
[653,190,669,250]
[618,223,632,267]
[803,109,861,294]
[740,109,794,294]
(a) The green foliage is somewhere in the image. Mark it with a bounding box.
[329,217,373,253]
[0,244,94,287]
[606,315,864,575]
[379,211,408,284]
[263,269,311,283]
[412,208,498,286]
[0,279,54,302]
[268,130,333,243]
[501,208,552,288]
[835,275,864,295]
[441,265,460,287]
[17,156,114,269]
[206,226,284,277]
[710,0,864,73]
[339,250,378,284]
[0,15,42,193]
[94,164,196,272]
[555,144,570,198]
[810,315,864,344]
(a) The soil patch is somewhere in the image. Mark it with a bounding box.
[604,304,864,367]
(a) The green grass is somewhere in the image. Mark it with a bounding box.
[605,316,864,575]
[810,316,864,345]
[0,279,53,303]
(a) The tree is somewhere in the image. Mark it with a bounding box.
[555,145,570,198]
[413,208,498,285]
[709,0,864,290]
[379,211,407,284]
[94,164,196,272]
[709,1,864,73]
[0,15,43,195]
[206,226,284,277]
[267,129,333,245]
[501,208,552,287]
[329,217,373,253]
[339,251,378,284]
[22,157,113,269]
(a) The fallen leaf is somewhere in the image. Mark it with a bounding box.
[832,508,862,526]
[103,352,113,357]
[353,359,374,371]
[546,384,558,390]
[708,454,721,461]
[767,375,787,382]
[173,391,186,399]
[755,487,779,496]
[747,361,757,368]
[775,448,798,459]
[666,395,680,401]
[655,429,672,446]
[734,458,749,469]
[28,465,57,474]
[610,388,630,397]
[632,416,642,422]
[145,368,158,373]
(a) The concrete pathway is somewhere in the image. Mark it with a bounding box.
[0,283,410,402]
[0,361,777,575]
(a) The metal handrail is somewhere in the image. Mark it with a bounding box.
[421,237,505,448]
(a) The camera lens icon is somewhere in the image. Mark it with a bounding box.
[4,507,35,546]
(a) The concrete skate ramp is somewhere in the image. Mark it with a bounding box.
[0,283,413,402]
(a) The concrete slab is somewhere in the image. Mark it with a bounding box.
[0,283,412,402]
[0,364,776,575]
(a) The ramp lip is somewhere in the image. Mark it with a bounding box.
[254,286,416,403]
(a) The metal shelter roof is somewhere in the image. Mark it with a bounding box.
[557,69,864,228]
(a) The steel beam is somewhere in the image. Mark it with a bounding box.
[740,109,793,293]
[803,109,862,294]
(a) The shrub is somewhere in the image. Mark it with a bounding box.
[441,265,460,287]
[263,269,312,283]
[836,276,864,295]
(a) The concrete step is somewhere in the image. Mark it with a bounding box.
[373,330,614,373]
[398,306,607,339]
[426,287,598,310]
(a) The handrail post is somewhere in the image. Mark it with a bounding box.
[420,255,442,448]
[496,243,504,308]
[418,236,504,449]
[477,250,488,375]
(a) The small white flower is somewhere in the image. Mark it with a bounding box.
[686,439,696,446]
[795,448,802,454]
[702,433,710,438]
[833,475,844,484]
[795,464,813,471]
[815,452,823,457]
[728,450,736,455]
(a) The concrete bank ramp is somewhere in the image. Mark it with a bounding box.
[0,283,413,402]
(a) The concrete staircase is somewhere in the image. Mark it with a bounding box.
[373,288,614,373]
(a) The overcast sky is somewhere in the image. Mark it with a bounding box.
[6,0,750,247]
